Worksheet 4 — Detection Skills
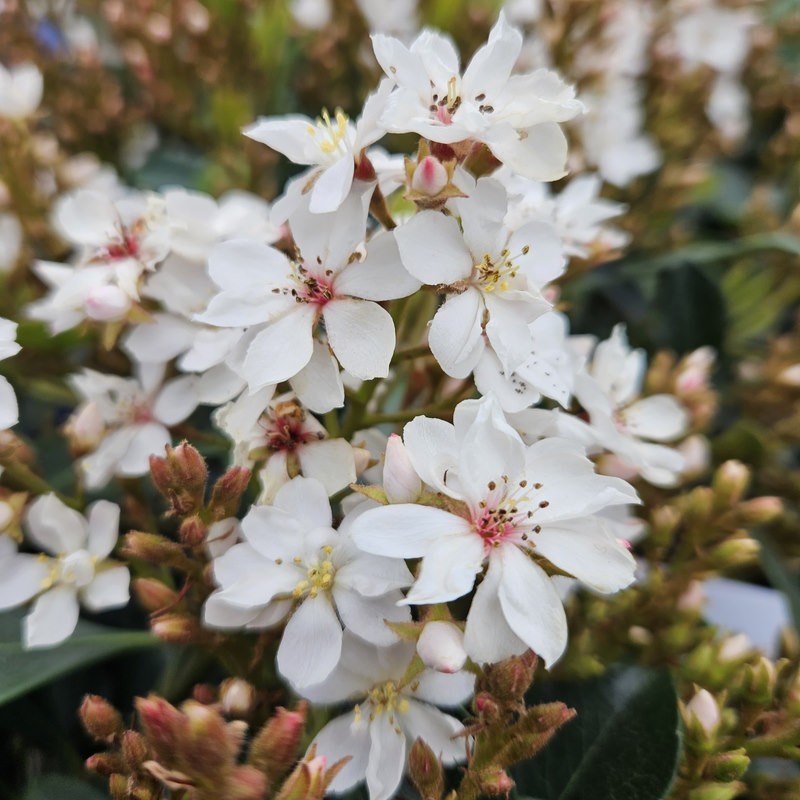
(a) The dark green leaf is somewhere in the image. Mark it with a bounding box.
[0,610,156,707]
[513,666,681,800]
[757,533,800,633]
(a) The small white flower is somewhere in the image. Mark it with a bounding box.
[303,631,473,800]
[0,494,129,648]
[0,63,43,119]
[0,318,20,430]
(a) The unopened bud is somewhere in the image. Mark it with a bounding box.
[686,782,745,800]
[182,701,237,776]
[150,613,202,643]
[150,442,208,515]
[108,773,129,800]
[85,285,131,322]
[228,765,268,800]
[85,752,125,775]
[121,730,150,769]
[683,689,720,738]
[179,515,207,546]
[677,580,706,612]
[737,496,783,525]
[133,578,180,613]
[136,695,185,762]
[123,532,189,568]
[80,694,124,741]
[713,460,750,506]
[383,434,422,504]
[743,656,776,704]
[703,748,750,782]
[777,363,800,386]
[710,535,759,568]
[220,678,256,718]
[417,621,467,674]
[275,754,328,800]
[475,767,515,796]
[482,651,538,704]
[250,704,307,786]
[411,156,449,196]
[408,738,445,800]
[209,466,251,519]
[718,634,751,663]
[65,401,105,452]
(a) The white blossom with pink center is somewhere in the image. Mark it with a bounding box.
[196,189,420,391]
[350,394,638,666]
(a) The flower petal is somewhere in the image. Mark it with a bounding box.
[402,700,467,763]
[81,566,130,612]
[428,290,485,379]
[86,500,120,558]
[298,439,357,497]
[404,533,484,605]
[394,211,472,285]
[25,494,87,555]
[24,586,80,648]
[311,712,371,794]
[366,714,406,800]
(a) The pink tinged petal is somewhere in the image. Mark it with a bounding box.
[412,669,475,708]
[297,439,357,497]
[335,554,414,597]
[153,375,199,426]
[366,714,406,800]
[394,211,473,285]
[402,700,467,764]
[243,305,317,388]
[333,586,410,645]
[311,713,371,794]
[428,290,485,379]
[277,593,343,689]
[622,395,689,442]
[242,116,320,164]
[25,494,88,555]
[56,191,120,247]
[117,423,171,477]
[350,504,472,559]
[81,566,130,612]
[533,518,636,594]
[290,340,344,413]
[404,533,485,605]
[402,416,459,497]
[464,553,527,664]
[335,230,421,301]
[496,545,567,668]
[0,375,18,429]
[86,500,120,558]
[203,592,264,628]
[371,33,429,90]
[484,122,569,182]
[0,554,51,609]
[309,155,355,214]
[273,475,333,529]
[323,298,395,380]
[24,586,80,648]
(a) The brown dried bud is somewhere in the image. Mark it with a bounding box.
[150,442,208,515]
[249,703,307,786]
[209,466,251,519]
[133,578,180,613]
[408,738,444,800]
[85,753,125,776]
[122,532,189,568]
[80,694,124,741]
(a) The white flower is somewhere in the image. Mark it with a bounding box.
[196,190,419,389]
[68,363,199,489]
[395,176,561,378]
[0,494,129,648]
[245,81,392,218]
[373,12,582,179]
[303,631,473,800]
[0,63,43,119]
[204,477,413,689]
[673,6,756,75]
[0,317,20,430]
[706,75,749,141]
[351,395,638,666]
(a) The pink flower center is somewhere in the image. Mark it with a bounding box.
[472,477,546,554]
[262,413,323,453]
[95,230,141,263]
[288,263,335,306]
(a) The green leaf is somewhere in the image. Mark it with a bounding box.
[513,666,681,800]
[21,774,109,800]
[757,533,800,634]
[0,610,156,707]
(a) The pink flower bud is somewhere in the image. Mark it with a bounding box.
[220,678,256,718]
[85,285,131,321]
[383,434,421,504]
[416,621,467,674]
[65,401,105,451]
[685,688,720,736]
[411,156,448,196]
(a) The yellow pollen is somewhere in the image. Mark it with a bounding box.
[474,246,529,293]
[365,681,408,718]
[291,558,336,599]
[313,107,350,154]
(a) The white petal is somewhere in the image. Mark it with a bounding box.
[243,116,319,164]
[153,375,199,426]
[324,298,395,380]
[428,291,485,379]
[485,122,568,181]
[413,669,475,708]
[203,592,263,628]
[55,191,120,247]
[366,714,406,800]
[623,395,689,442]
[290,340,344,413]
[309,155,355,214]
[333,586,410,645]
[117,423,171,476]
[394,211,473,285]
[122,314,195,364]
[402,416,459,497]
[277,593,343,689]
[497,545,567,667]
[80,427,138,490]
[0,376,18,429]
[273,475,333,529]
[86,500,120,558]
[243,306,317,388]
[0,554,50,609]
[404,534,484,605]
[311,712,371,794]
[297,439,356,496]
[24,586,80,648]
[25,494,87,555]
[402,700,467,763]
[335,552,413,597]
[80,566,130,612]
[350,504,471,559]
[534,518,636,593]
